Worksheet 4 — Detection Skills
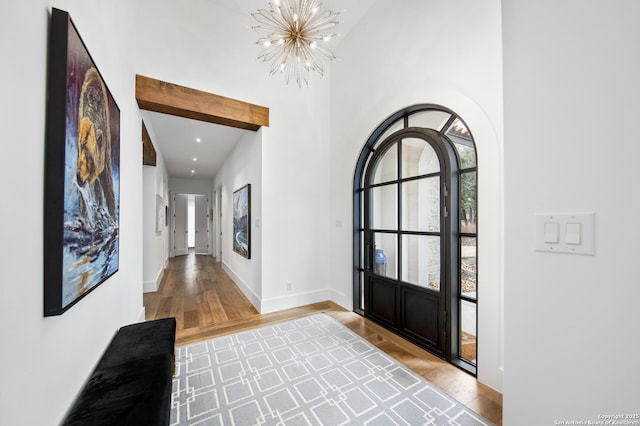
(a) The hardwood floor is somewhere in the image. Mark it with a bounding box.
[143,252,259,335]
[144,252,503,425]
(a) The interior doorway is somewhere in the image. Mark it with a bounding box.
[172,193,209,256]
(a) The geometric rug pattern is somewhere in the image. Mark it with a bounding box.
[171,313,493,425]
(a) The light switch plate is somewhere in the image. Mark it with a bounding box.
[543,222,559,243]
[565,222,581,245]
[535,213,595,255]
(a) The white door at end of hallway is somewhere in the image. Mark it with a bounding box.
[173,194,188,256]
[195,195,209,254]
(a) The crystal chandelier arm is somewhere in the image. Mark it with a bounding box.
[299,44,327,75]
[311,43,335,59]
[276,0,297,29]
[268,42,296,75]
[304,9,339,30]
[258,40,294,64]
[258,47,282,63]
[253,25,287,36]
[252,9,289,33]
[256,35,290,46]
[297,45,320,73]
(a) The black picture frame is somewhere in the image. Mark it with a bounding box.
[165,205,169,227]
[232,184,251,259]
[44,8,121,316]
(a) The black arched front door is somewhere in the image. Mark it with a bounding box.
[364,128,456,357]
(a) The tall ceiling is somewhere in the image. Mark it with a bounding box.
[141,0,377,181]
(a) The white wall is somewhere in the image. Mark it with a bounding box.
[170,177,214,196]
[0,2,142,425]
[143,121,169,291]
[137,0,333,313]
[502,0,640,423]
[214,130,263,309]
[259,86,332,312]
[142,129,170,292]
[329,0,504,391]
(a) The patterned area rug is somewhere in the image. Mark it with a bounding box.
[171,313,493,425]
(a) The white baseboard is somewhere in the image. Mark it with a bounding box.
[143,279,158,293]
[143,262,166,293]
[261,289,331,314]
[328,289,352,311]
[219,263,347,315]
[221,261,261,312]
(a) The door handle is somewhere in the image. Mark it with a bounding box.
[365,243,372,271]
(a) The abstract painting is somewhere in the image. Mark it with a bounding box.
[233,184,251,259]
[44,8,120,316]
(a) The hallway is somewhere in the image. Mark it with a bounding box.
[143,252,259,341]
[143,253,502,424]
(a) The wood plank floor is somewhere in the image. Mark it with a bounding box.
[144,252,503,425]
[143,252,259,334]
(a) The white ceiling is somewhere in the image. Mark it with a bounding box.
[141,0,376,181]
[141,110,249,180]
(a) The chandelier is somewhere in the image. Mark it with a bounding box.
[252,0,340,87]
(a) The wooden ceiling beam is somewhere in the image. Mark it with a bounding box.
[142,120,156,166]
[135,74,269,131]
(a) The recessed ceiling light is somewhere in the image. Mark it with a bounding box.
[196,138,201,143]
[191,170,195,174]
[193,157,198,162]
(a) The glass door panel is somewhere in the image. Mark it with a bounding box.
[371,184,397,230]
[401,177,440,232]
[373,123,403,150]
[408,110,451,131]
[373,233,397,280]
[460,299,477,364]
[454,143,476,169]
[401,234,440,291]
[372,143,398,184]
[460,171,477,233]
[402,138,439,178]
[461,237,477,299]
